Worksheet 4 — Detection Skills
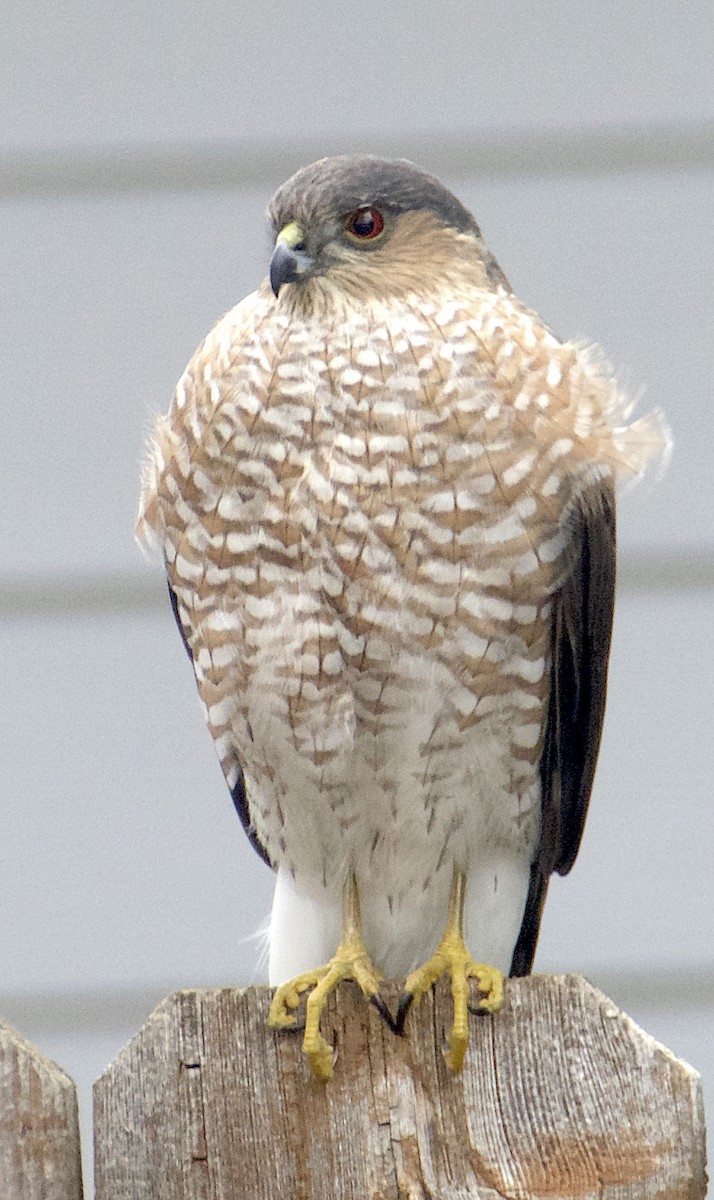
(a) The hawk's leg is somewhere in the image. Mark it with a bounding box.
[396,865,505,1072]
[268,872,386,1081]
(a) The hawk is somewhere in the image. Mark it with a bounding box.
[137,156,667,1079]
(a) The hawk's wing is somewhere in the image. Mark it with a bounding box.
[510,479,616,976]
[167,581,272,866]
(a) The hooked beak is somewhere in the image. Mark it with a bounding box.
[269,222,313,296]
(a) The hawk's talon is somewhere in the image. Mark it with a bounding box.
[397,867,505,1071]
[303,982,339,1081]
[468,1000,493,1017]
[370,991,400,1034]
[394,989,415,1036]
[400,942,504,1072]
[269,970,327,1029]
[269,874,384,1081]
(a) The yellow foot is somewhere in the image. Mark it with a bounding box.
[399,931,504,1072]
[269,932,383,1082]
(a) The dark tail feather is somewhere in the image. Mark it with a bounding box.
[509,863,549,977]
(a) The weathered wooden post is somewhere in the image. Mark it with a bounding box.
[0,1016,83,1199]
[93,975,706,1199]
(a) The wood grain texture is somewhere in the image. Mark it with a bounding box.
[0,1017,83,1199]
[93,975,706,1200]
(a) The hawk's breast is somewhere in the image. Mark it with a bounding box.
[139,286,652,898]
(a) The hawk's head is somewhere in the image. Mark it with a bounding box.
[267,155,509,304]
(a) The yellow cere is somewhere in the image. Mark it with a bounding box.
[276,222,305,249]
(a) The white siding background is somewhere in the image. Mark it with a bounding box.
[1,1,712,1187]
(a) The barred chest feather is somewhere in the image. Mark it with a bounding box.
[139,283,660,962]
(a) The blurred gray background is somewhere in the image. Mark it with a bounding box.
[1,0,712,1186]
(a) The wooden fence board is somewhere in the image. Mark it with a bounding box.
[93,974,706,1199]
[0,1016,83,1199]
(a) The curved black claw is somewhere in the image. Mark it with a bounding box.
[394,990,415,1036]
[369,992,401,1034]
[468,999,493,1017]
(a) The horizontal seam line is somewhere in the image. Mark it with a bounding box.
[1,122,713,199]
[1,968,712,1034]
[1,551,713,619]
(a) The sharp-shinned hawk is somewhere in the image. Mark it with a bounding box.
[137,155,668,1078]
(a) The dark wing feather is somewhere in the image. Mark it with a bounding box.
[168,580,193,663]
[167,580,272,867]
[510,480,616,976]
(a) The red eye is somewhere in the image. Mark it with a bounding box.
[345,207,385,241]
